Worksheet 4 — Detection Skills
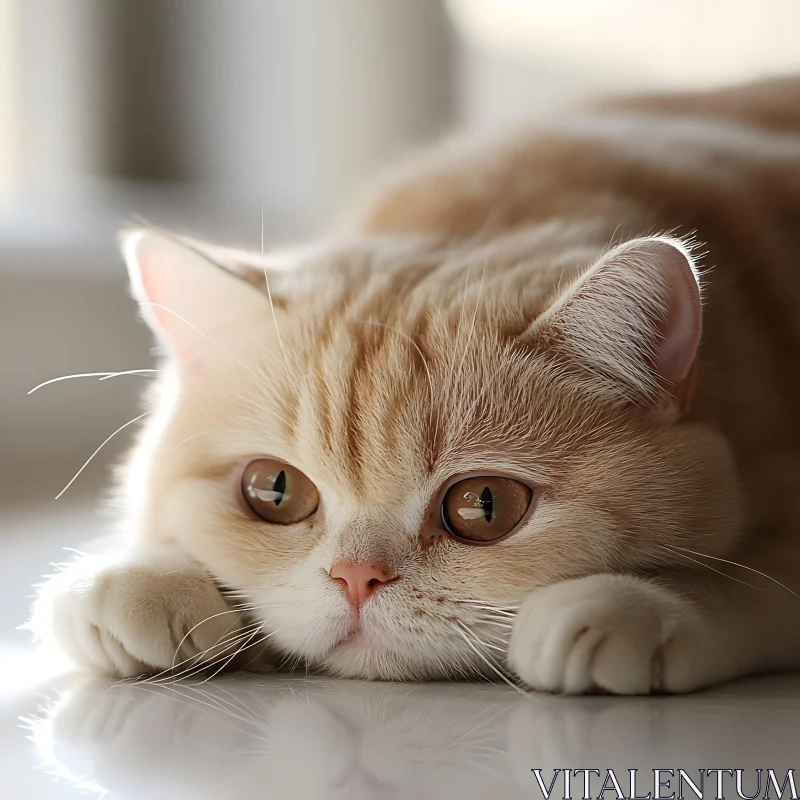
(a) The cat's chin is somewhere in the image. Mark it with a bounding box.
[314,628,454,681]
[320,638,424,681]
[268,605,469,681]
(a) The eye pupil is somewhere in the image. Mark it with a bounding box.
[241,459,319,524]
[442,476,533,543]
[272,470,286,506]
[479,486,493,523]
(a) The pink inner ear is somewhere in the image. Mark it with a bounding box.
[651,241,703,387]
[137,249,194,362]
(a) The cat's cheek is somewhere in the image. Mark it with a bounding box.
[262,583,355,662]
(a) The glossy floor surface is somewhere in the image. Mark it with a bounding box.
[3,503,799,799]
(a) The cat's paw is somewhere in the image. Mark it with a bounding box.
[30,552,250,679]
[507,574,703,695]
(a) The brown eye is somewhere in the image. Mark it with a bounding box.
[442,476,532,543]
[241,459,319,524]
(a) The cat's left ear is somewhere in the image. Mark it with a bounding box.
[121,228,272,366]
[528,236,702,416]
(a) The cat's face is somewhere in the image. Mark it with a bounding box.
[124,229,740,679]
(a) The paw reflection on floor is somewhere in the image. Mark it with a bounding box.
[25,672,800,799]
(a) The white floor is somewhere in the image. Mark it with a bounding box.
[3,503,799,799]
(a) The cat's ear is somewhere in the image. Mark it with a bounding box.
[529,236,702,414]
[121,228,270,365]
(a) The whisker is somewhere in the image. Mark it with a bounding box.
[146,302,268,384]
[656,544,760,591]
[28,369,159,394]
[174,431,215,448]
[472,638,506,654]
[138,622,261,684]
[170,607,251,672]
[55,411,151,499]
[477,618,514,630]
[98,369,159,381]
[168,626,283,684]
[452,622,529,697]
[196,624,279,685]
[139,600,284,682]
[461,606,516,618]
[452,599,519,613]
[261,204,299,396]
[461,619,511,648]
[668,544,800,598]
[147,627,262,684]
[196,628,265,685]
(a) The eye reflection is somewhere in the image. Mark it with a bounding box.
[241,459,319,524]
[442,476,532,542]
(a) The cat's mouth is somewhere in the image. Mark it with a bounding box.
[327,607,391,652]
[336,613,366,645]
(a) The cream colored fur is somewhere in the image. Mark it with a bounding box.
[29,77,800,693]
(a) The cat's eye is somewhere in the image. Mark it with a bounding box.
[441,476,532,543]
[241,459,319,524]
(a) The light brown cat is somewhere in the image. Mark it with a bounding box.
[31,77,800,693]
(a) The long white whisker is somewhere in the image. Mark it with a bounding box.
[169,625,283,684]
[147,626,262,684]
[139,623,262,684]
[171,607,251,671]
[261,203,299,395]
[196,627,265,685]
[477,618,514,630]
[174,431,215,448]
[452,599,519,612]
[668,544,800,598]
[142,601,284,681]
[146,302,266,382]
[459,619,510,651]
[452,622,528,697]
[55,411,151,499]
[656,544,760,591]
[457,604,516,617]
[98,369,159,381]
[472,638,506,654]
[28,369,158,394]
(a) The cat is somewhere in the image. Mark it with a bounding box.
[29,76,800,694]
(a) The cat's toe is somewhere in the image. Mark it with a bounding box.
[30,554,248,679]
[508,574,692,695]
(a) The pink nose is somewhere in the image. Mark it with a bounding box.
[329,560,397,608]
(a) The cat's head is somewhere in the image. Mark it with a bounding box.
[121,227,739,679]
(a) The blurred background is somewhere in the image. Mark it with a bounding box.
[3,0,800,512]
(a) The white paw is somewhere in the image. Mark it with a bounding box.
[508,574,703,695]
[30,551,251,679]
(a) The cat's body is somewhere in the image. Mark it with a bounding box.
[31,77,800,693]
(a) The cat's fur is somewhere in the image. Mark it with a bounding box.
[31,77,800,693]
